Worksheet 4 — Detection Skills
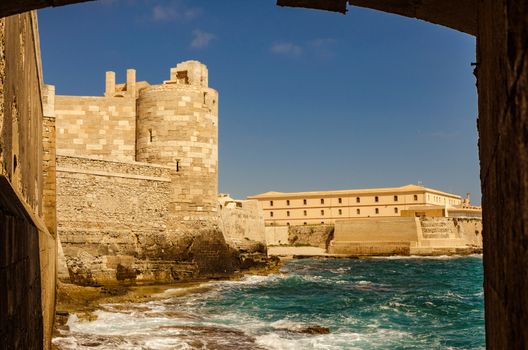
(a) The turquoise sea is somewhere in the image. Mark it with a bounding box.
[53,256,485,349]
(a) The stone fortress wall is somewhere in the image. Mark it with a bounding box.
[54,95,136,161]
[44,61,253,285]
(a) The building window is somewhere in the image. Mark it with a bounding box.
[375,196,379,202]
[303,210,307,216]
[287,222,290,226]
[303,199,307,205]
[394,207,399,214]
[414,194,418,201]
[286,200,290,206]
[356,197,360,203]
[304,222,307,225]
[321,222,324,224]
[148,129,154,142]
[287,211,290,217]
[321,198,324,204]
[356,209,360,215]
[270,211,273,217]
[270,200,273,206]
[375,208,379,214]
[338,209,342,215]
[321,210,325,216]
[394,195,398,202]
[176,160,180,172]
[338,198,342,204]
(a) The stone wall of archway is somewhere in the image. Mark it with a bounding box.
[0,0,526,348]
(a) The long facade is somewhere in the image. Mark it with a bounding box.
[248,184,463,226]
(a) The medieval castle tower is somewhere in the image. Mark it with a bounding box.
[42,61,232,284]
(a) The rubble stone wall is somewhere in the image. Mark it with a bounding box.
[56,155,173,283]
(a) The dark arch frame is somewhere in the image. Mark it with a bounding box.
[1,1,526,348]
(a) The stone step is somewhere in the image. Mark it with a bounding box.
[422,233,451,239]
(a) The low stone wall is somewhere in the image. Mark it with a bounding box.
[220,200,266,250]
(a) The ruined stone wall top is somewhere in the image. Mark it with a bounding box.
[167,60,208,88]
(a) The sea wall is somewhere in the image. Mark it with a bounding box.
[329,217,482,256]
[329,218,418,255]
[0,12,56,349]
[410,217,483,255]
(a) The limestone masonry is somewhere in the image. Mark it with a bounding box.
[43,61,264,285]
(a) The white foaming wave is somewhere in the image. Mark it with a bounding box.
[357,280,371,285]
[255,331,367,350]
[225,274,287,286]
[372,254,482,260]
[180,274,287,295]
[270,319,306,332]
[445,291,465,300]
[206,310,269,333]
[143,337,193,350]
[51,336,78,349]
[66,310,188,336]
[295,275,325,283]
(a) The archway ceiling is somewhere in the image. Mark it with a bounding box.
[2,0,476,36]
[277,0,476,36]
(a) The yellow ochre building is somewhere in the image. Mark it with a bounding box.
[248,184,471,226]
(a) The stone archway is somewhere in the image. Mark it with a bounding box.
[0,0,526,348]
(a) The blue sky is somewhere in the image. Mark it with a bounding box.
[38,0,479,203]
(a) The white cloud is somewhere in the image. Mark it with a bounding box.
[191,30,216,49]
[270,42,303,57]
[151,1,202,22]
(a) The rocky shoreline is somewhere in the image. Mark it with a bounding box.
[52,261,282,345]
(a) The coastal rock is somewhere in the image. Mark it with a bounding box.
[297,325,331,335]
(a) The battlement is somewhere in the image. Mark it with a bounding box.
[105,68,145,98]
[105,61,209,99]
